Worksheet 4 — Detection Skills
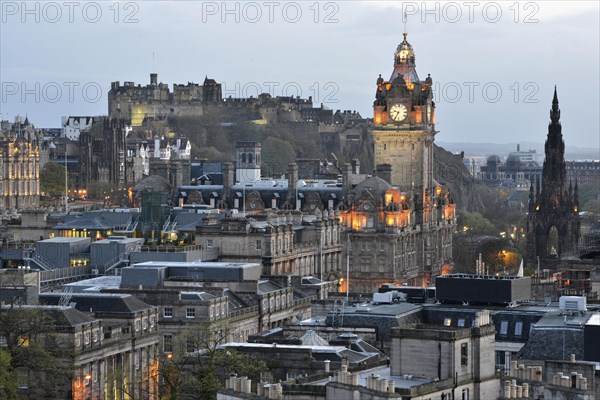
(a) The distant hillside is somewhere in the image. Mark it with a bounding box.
[437,141,598,160]
[433,145,484,212]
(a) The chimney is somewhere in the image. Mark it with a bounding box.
[223,162,234,196]
[287,163,298,204]
[342,163,352,195]
[375,164,392,184]
[150,73,158,86]
[351,158,360,174]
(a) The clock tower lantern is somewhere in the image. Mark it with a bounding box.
[371,33,436,205]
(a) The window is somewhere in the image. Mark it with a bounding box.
[84,331,90,345]
[163,335,173,352]
[75,334,81,347]
[164,307,173,318]
[210,306,214,318]
[496,351,506,368]
[443,318,452,327]
[186,339,195,353]
[457,319,465,327]
[256,240,262,250]
[500,321,509,335]
[221,304,225,316]
[462,388,469,400]
[17,369,28,389]
[93,329,98,343]
[461,343,468,366]
[186,308,196,318]
[207,239,213,248]
[150,316,155,328]
[515,322,523,336]
[135,351,140,369]
[143,318,148,330]
[135,320,141,332]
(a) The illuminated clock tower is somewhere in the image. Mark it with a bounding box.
[371,33,436,203]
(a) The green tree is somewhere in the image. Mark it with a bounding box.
[40,162,67,196]
[0,349,17,400]
[0,306,72,399]
[457,211,496,235]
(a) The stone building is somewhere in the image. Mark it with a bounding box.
[196,210,344,281]
[1,293,160,400]
[336,33,456,291]
[0,117,42,210]
[526,88,581,265]
[108,74,221,124]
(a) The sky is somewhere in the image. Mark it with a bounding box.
[1,1,599,148]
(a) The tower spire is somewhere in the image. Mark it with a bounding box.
[550,85,560,123]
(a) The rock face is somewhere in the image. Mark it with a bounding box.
[433,144,484,212]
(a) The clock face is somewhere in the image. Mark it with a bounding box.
[389,104,407,122]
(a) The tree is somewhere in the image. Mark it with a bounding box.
[162,320,267,400]
[457,211,497,236]
[0,349,17,400]
[40,162,68,196]
[0,306,73,399]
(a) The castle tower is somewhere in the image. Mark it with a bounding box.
[526,87,580,265]
[235,141,261,184]
[371,34,435,199]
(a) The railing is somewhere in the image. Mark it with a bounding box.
[140,244,203,253]
[39,265,92,284]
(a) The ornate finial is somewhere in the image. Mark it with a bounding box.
[403,32,408,42]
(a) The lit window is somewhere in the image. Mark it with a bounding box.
[515,322,523,336]
[444,318,452,327]
[500,321,508,335]
[164,307,173,318]
[186,308,195,318]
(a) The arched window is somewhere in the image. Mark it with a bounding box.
[242,153,246,163]
[248,153,253,163]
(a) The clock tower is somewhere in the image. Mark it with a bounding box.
[371,33,436,204]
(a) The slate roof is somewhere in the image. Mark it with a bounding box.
[53,217,113,230]
[39,293,154,315]
[257,280,284,294]
[1,305,95,329]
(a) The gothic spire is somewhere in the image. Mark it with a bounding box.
[550,85,560,123]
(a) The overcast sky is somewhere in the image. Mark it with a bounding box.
[1,1,598,148]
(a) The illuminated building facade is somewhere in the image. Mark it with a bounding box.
[0,118,41,210]
[338,34,456,292]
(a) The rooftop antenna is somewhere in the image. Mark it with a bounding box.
[403,11,407,36]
